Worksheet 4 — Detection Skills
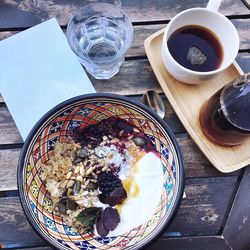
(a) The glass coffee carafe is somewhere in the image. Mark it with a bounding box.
[199,73,250,146]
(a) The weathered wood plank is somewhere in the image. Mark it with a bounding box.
[0,243,51,249]
[175,134,240,179]
[1,52,250,144]
[0,236,232,250]
[0,0,248,29]
[235,52,250,73]
[223,166,250,250]
[77,53,250,95]
[0,19,250,59]
[0,106,23,144]
[1,53,250,106]
[11,247,53,250]
[167,176,238,234]
[0,176,238,245]
[148,236,231,250]
[0,197,45,245]
[0,148,20,191]
[0,133,240,192]
[1,236,231,250]
[232,19,250,51]
[14,248,52,250]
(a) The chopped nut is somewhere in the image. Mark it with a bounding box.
[67,209,72,215]
[74,143,81,149]
[128,134,134,140]
[63,179,69,187]
[111,138,119,143]
[66,171,72,179]
[67,188,73,196]
[103,135,108,141]
[102,166,108,172]
[99,162,105,167]
[90,161,96,167]
[76,175,83,183]
[67,180,74,188]
[83,190,89,196]
[89,154,96,159]
[133,128,140,133]
[86,166,93,175]
[92,172,98,179]
[74,165,80,174]
[80,165,85,176]
[97,159,104,164]
[119,130,124,136]
[85,179,90,186]
[108,135,113,139]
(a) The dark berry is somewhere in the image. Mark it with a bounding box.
[98,172,122,197]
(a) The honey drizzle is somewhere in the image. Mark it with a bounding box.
[116,149,145,213]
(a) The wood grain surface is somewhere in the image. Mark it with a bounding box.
[0,0,250,249]
[0,176,238,244]
[145,30,250,172]
[1,19,250,59]
[0,132,241,191]
[0,52,250,102]
[0,0,248,29]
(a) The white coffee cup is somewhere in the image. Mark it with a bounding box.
[161,0,239,84]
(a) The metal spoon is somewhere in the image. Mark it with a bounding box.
[142,90,165,119]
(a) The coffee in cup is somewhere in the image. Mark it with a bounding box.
[167,25,223,72]
[161,2,239,84]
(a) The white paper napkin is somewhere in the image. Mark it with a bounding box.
[0,18,96,140]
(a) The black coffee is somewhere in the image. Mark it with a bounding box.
[167,25,223,72]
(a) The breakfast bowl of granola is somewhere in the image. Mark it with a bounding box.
[18,93,184,250]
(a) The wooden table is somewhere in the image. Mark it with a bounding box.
[1,1,250,249]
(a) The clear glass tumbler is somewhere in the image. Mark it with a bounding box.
[66,3,133,79]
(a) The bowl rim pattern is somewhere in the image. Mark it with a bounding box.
[17,93,185,250]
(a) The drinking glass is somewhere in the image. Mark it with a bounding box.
[66,3,133,79]
[199,73,250,146]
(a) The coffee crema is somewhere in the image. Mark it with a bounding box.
[167,25,223,72]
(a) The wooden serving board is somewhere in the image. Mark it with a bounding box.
[144,29,250,173]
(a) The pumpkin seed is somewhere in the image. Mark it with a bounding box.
[133,136,146,146]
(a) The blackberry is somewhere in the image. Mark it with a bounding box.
[98,172,122,197]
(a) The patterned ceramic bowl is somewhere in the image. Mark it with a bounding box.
[18,93,184,250]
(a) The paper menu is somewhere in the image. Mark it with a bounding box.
[0,18,96,140]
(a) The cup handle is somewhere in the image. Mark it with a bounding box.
[206,0,222,12]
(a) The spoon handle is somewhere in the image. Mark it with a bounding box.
[142,90,165,119]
